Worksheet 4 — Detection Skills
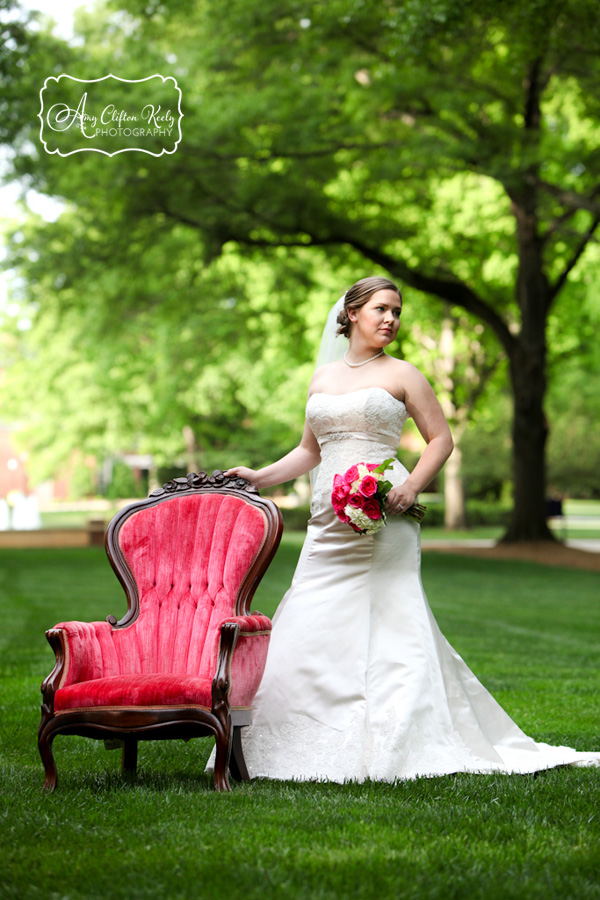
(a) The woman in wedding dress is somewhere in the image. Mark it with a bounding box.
[223,276,599,782]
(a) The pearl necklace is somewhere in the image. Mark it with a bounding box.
[343,350,385,368]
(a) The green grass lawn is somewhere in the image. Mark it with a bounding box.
[1,539,599,900]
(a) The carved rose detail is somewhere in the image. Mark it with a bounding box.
[150,471,259,498]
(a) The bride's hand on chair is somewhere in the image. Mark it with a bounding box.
[224,466,258,484]
[385,484,418,515]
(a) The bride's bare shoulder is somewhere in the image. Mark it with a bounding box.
[388,357,426,382]
[309,360,345,395]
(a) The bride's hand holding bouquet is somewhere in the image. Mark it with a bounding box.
[384,481,419,516]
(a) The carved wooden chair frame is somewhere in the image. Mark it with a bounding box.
[38,471,283,791]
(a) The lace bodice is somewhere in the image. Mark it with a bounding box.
[306,387,409,512]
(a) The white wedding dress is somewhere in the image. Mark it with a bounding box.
[234,387,599,782]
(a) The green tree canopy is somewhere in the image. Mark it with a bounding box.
[2,0,600,536]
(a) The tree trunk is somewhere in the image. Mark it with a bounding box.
[435,316,468,530]
[503,173,555,542]
[147,461,159,495]
[183,425,199,474]
[502,342,554,541]
[502,56,556,545]
[444,437,467,530]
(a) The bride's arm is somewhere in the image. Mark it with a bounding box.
[225,418,321,490]
[386,364,454,514]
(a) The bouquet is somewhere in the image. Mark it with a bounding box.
[331,459,427,535]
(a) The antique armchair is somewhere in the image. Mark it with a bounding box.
[38,471,283,792]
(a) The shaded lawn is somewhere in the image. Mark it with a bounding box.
[0,540,599,900]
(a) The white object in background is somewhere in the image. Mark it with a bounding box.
[0,499,10,531]
[11,494,42,530]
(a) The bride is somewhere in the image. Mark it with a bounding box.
[222,275,599,782]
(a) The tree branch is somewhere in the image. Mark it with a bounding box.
[541,206,580,243]
[189,140,403,163]
[332,234,518,357]
[157,199,518,358]
[548,213,600,307]
[155,206,204,230]
[536,179,600,216]
[461,354,502,412]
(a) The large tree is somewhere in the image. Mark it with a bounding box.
[99,0,600,540]
[3,0,600,538]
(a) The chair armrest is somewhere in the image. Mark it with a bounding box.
[211,615,272,712]
[41,620,119,709]
[221,614,272,635]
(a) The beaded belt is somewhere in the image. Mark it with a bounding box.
[318,431,399,450]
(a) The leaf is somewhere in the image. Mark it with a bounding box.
[372,458,395,475]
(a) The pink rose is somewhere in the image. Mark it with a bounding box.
[366,463,379,472]
[359,475,378,498]
[333,473,344,490]
[347,493,364,509]
[332,493,347,513]
[362,499,382,520]
[343,465,360,485]
[332,483,350,504]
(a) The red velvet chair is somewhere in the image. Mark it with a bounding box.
[38,471,283,791]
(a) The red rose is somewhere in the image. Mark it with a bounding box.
[343,464,360,485]
[348,493,364,509]
[362,499,382,520]
[359,475,378,498]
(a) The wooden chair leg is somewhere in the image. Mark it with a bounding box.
[229,726,249,782]
[213,726,232,792]
[121,739,138,778]
[38,726,58,791]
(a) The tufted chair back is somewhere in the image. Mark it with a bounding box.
[107,492,270,679]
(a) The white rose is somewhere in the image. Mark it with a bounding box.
[345,505,385,535]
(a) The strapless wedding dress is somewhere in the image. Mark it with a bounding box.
[233,387,599,781]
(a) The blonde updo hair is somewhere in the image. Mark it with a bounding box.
[336,276,402,337]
